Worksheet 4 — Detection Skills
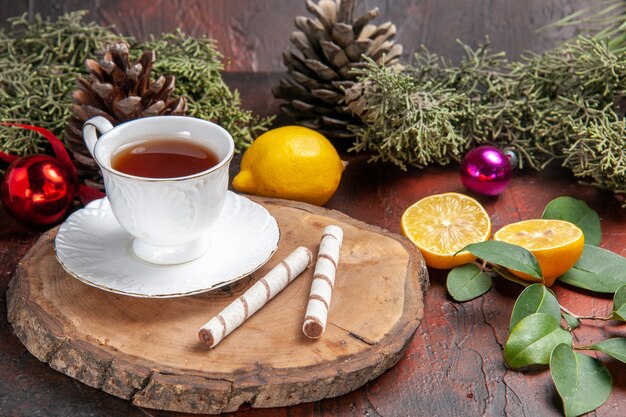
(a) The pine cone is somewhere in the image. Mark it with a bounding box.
[65,41,188,188]
[272,0,403,139]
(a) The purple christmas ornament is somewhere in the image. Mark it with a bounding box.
[460,145,512,196]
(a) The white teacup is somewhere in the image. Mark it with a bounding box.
[83,116,234,265]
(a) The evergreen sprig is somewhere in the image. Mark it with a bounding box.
[0,11,271,157]
[0,12,119,154]
[549,0,626,53]
[346,37,626,205]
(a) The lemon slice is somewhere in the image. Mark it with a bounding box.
[494,219,584,285]
[401,193,492,269]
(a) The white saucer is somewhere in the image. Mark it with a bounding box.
[54,192,280,298]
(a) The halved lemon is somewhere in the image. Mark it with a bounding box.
[401,193,492,269]
[493,219,584,286]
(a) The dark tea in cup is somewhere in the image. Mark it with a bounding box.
[111,138,220,178]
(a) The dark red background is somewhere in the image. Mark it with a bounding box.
[0,0,598,72]
[0,1,624,416]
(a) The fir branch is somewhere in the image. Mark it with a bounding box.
[347,37,626,205]
[567,117,626,195]
[0,11,271,158]
[0,11,120,155]
[548,0,626,53]
[347,62,470,169]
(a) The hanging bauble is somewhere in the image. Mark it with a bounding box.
[0,123,102,228]
[1,154,77,227]
[460,145,512,196]
[503,149,518,168]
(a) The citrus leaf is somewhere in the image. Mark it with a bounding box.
[510,284,561,331]
[550,344,612,417]
[585,338,626,363]
[504,313,572,369]
[464,241,542,280]
[446,264,492,302]
[562,313,580,331]
[493,266,532,287]
[559,245,626,293]
[542,196,601,246]
[612,285,626,321]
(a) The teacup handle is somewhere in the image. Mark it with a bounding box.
[83,116,114,157]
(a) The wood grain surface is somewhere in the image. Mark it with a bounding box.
[0,0,595,71]
[7,196,427,414]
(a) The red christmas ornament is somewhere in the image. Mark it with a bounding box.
[0,123,103,228]
[1,154,77,227]
[460,145,513,196]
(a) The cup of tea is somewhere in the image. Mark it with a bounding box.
[82,116,234,265]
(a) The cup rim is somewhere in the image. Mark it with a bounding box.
[93,116,235,182]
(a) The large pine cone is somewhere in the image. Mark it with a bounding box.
[65,41,188,188]
[272,0,403,140]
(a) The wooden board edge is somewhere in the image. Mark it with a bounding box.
[6,196,430,414]
[7,229,68,363]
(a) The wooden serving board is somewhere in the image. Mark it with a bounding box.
[7,196,428,414]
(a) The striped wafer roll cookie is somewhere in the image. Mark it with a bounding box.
[198,246,313,348]
[302,225,344,339]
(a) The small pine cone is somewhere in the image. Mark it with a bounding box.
[65,41,188,188]
[272,0,403,140]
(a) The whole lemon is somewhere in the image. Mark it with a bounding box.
[232,126,343,206]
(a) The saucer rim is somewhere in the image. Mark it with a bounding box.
[54,193,280,298]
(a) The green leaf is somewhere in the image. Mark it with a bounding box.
[504,313,572,369]
[510,284,561,331]
[559,245,626,293]
[464,241,542,280]
[550,344,612,417]
[585,338,626,364]
[612,285,626,321]
[493,266,532,287]
[446,264,492,302]
[562,313,580,331]
[542,196,601,246]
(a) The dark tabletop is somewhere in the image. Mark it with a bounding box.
[1,73,624,417]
